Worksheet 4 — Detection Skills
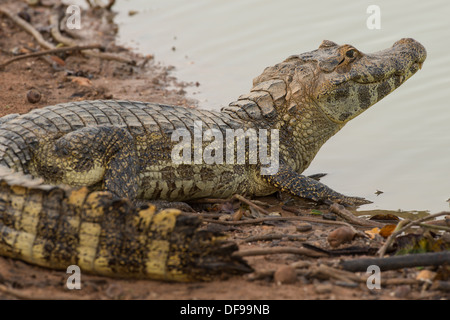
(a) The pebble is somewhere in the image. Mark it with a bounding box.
[327,226,356,248]
[26,89,41,104]
[273,266,297,284]
[296,222,312,232]
[323,213,337,221]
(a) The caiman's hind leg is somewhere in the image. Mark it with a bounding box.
[30,125,140,199]
[262,163,371,207]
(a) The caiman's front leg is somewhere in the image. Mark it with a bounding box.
[262,163,371,206]
[30,125,140,199]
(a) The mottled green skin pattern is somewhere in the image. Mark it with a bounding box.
[0,39,426,207]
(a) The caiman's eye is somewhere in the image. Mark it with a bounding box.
[345,49,357,59]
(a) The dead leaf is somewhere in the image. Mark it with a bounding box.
[49,55,65,67]
[416,270,436,283]
[71,76,92,87]
[379,224,397,238]
[232,208,243,221]
[365,227,380,239]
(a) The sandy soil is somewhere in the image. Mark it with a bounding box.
[0,1,448,301]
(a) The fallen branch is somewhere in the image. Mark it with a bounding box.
[312,265,422,286]
[302,243,375,256]
[232,247,326,258]
[239,233,307,243]
[418,222,450,232]
[0,44,103,69]
[377,211,450,257]
[340,251,450,272]
[330,203,383,227]
[203,215,358,227]
[232,194,271,215]
[311,264,361,283]
[50,11,136,65]
[0,7,54,49]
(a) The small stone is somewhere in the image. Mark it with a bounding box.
[296,222,312,232]
[327,226,356,248]
[323,213,337,220]
[26,89,41,104]
[273,266,297,284]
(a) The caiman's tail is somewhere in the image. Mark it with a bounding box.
[0,166,252,281]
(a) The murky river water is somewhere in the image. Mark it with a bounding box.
[112,0,450,213]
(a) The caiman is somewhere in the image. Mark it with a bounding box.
[0,38,426,280]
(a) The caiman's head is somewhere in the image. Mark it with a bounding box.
[253,38,426,124]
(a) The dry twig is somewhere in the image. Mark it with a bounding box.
[341,251,450,272]
[232,194,271,215]
[0,7,54,50]
[0,6,135,66]
[330,203,383,227]
[239,233,307,243]
[0,44,103,69]
[418,222,450,232]
[49,11,136,65]
[232,246,325,258]
[203,215,363,228]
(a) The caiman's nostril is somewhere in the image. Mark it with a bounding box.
[393,38,427,63]
[394,38,417,46]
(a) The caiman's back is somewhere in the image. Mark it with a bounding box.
[0,100,255,200]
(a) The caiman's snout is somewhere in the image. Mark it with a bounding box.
[392,38,427,69]
[352,38,426,85]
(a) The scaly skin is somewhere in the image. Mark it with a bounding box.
[0,39,426,279]
[0,167,251,280]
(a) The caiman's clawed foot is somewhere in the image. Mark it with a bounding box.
[263,163,372,207]
[307,173,327,181]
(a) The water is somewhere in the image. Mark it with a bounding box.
[113,0,450,213]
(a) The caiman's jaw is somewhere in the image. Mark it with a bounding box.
[314,38,427,124]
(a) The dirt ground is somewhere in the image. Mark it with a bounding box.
[0,1,449,301]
